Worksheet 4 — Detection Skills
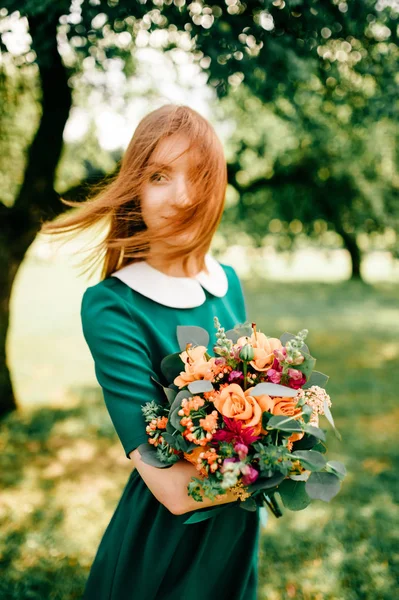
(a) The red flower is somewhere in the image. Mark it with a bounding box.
[212,417,261,446]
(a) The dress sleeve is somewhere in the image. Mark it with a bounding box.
[81,283,163,459]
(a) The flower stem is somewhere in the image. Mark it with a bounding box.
[243,362,248,391]
[263,491,283,518]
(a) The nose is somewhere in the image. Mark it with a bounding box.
[173,173,190,207]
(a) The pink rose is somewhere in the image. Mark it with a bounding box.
[241,465,259,485]
[234,443,249,460]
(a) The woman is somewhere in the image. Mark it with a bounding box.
[41,104,261,599]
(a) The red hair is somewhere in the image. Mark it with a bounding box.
[40,104,227,279]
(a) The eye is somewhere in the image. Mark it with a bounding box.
[150,172,168,183]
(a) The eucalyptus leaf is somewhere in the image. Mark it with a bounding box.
[303,424,326,442]
[176,325,210,351]
[289,472,310,481]
[166,419,176,434]
[267,415,304,433]
[302,370,330,389]
[170,406,185,432]
[301,404,313,423]
[188,379,214,394]
[278,479,312,511]
[224,329,240,343]
[183,505,227,525]
[149,377,177,405]
[312,441,327,454]
[293,353,316,379]
[261,411,274,429]
[305,472,341,501]
[280,332,310,355]
[326,460,347,480]
[169,390,192,415]
[291,433,320,451]
[250,382,299,398]
[323,399,342,441]
[177,437,192,452]
[161,432,179,448]
[160,352,185,384]
[225,322,253,343]
[291,450,327,471]
[239,497,258,511]
[247,471,286,493]
[137,443,173,469]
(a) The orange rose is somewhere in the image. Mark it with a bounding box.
[272,396,305,446]
[213,383,274,436]
[236,332,282,372]
[174,345,216,388]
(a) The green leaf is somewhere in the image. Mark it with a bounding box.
[291,450,327,471]
[137,443,173,468]
[176,325,209,351]
[247,471,286,493]
[267,415,304,433]
[183,505,228,525]
[277,479,312,511]
[160,352,185,384]
[161,432,179,448]
[250,382,299,398]
[293,352,316,379]
[305,472,341,501]
[303,424,326,441]
[301,404,313,423]
[188,379,214,394]
[302,370,329,389]
[280,332,310,355]
[312,441,327,454]
[184,441,198,453]
[170,406,185,432]
[261,410,274,429]
[326,460,347,480]
[239,497,258,511]
[225,322,253,343]
[323,399,342,441]
[151,377,178,405]
[291,433,321,451]
[166,418,176,434]
[168,391,193,433]
[169,390,192,414]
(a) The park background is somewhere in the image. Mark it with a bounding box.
[1,1,398,599]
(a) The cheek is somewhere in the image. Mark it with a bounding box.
[140,186,169,227]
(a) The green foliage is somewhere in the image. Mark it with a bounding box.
[305,471,342,502]
[160,352,184,384]
[253,440,294,476]
[141,400,164,422]
[176,325,210,351]
[291,450,327,472]
[278,479,312,511]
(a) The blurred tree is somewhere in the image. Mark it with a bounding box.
[0,0,398,415]
[220,84,399,279]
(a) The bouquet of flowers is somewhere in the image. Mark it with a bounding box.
[139,319,346,524]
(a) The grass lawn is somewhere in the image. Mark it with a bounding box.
[1,258,398,599]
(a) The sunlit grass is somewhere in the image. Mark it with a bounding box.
[1,271,398,599]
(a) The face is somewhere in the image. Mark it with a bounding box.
[140,133,195,233]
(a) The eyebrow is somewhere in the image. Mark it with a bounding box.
[147,161,174,170]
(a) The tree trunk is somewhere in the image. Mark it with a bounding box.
[0,13,72,419]
[0,238,18,416]
[337,227,362,280]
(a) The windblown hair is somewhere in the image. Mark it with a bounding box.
[40,104,227,280]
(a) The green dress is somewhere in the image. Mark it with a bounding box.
[80,259,261,600]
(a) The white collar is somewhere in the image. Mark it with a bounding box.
[110,253,228,308]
